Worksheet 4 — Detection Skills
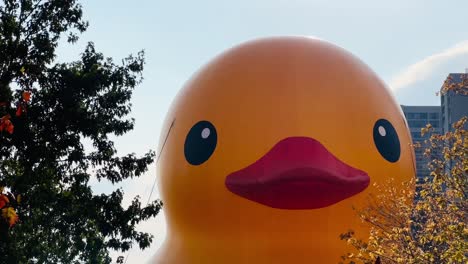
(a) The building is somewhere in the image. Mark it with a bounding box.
[401,71,468,180]
[401,105,441,179]
[440,73,468,133]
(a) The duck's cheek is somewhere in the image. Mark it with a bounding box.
[357,159,415,195]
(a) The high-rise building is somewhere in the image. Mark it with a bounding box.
[401,105,441,179]
[401,71,468,180]
[440,73,468,133]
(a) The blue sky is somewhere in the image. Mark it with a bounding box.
[56,0,468,262]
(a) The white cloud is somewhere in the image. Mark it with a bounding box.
[389,40,468,91]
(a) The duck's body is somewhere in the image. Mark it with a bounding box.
[153,37,415,263]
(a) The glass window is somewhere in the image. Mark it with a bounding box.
[429,113,439,119]
[417,113,428,119]
[408,120,429,128]
[411,132,421,139]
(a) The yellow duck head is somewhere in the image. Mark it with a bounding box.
[154,36,415,263]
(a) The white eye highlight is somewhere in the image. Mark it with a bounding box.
[378,126,386,137]
[201,128,211,139]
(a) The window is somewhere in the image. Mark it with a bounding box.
[411,131,422,139]
[429,113,439,119]
[428,121,440,128]
[405,112,429,120]
[408,120,429,128]
[417,113,428,119]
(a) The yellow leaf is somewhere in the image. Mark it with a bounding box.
[1,207,18,227]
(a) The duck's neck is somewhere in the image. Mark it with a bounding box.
[152,232,345,264]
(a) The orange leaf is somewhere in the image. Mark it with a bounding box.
[22,91,31,102]
[0,195,9,209]
[6,122,14,134]
[10,214,18,227]
[0,114,10,121]
[0,115,11,133]
[16,105,22,117]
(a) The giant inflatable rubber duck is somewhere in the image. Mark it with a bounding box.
[153,36,415,263]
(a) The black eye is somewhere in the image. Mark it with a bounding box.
[373,119,400,163]
[184,121,217,165]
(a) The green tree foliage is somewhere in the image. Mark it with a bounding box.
[0,1,162,263]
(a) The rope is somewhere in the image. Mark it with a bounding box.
[124,119,175,264]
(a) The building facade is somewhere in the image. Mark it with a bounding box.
[440,73,468,133]
[401,72,468,180]
[401,105,441,179]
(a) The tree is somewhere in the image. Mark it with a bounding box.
[0,1,162,263]
[339,84,467,263]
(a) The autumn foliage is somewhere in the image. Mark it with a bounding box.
[0,91,30,230]
[0,191,18,229]
[340,82,467,263]
[0,114,13,134]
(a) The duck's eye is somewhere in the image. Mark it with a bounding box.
[184,121,217,165]
[373,119,400,163]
